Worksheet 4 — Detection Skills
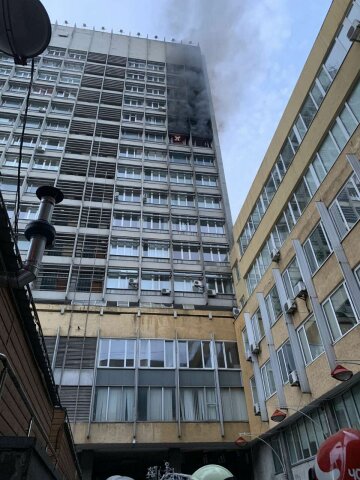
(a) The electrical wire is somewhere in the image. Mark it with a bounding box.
[14,58,35,239]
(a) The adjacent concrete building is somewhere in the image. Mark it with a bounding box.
[0,24,249,479]
[231,0,360,479]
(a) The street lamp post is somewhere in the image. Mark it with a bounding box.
[236,432,289,479]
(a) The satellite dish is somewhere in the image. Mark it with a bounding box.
[0,0,51,65]
[192,465,234,480]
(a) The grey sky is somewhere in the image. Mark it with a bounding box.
[42,0,332,220]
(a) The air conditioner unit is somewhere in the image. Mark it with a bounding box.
[250,342,260,355]
[347,20,360,42]
[289,370,300,387]
[36,146,46,153]
[128,278,138,288]
[193,280,203,288]
[253,403,261,416]
[284,298,297,314]
[294,281,307,299]
[38,107,47,113]
[207,289,217,297]
[245,348,252,362]
[161,288,171,295]
[232,307,241,318]
[270,248,280,263]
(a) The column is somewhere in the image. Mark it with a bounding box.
[292,239,337,370]
[272,269,311,393]
[244,312,268,421]
[256,292,287,409]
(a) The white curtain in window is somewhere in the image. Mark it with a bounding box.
[180,388,207,421]
[107,387,134,421]
[148,388,162,420]
[94,387,108,421]
[163,389,174,421]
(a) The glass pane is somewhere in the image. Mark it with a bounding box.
[348,82,360,122]
[333,397,350,428]
[298,420,311,458]
[216,342,225,368]
[318,135,338,172]
[178,341,187,367]
[98,339,109,366]
[188,341,203,368]
[224,342,240,369]
[150,340,164,367]
[109,339,125,367]
[139,339,149,367]
[304,316,324,360]
[309,224,331,269]
[331,285,357,336]
[304,240,318,274]
[202,341,212,368]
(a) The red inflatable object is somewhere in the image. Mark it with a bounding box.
[312,429,360,480]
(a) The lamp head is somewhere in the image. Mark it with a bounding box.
[331,365,353,382]
[271,409,287,423]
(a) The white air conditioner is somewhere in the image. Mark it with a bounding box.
[245,348,252,362]
[270,248,280,263]
[207,289,217,297]
[161,288,171,295]
[289,370,300,387]
[250,342,260,355]
[36,146,46,153]
[232,307,241,318]
[253,403,261,416]
[347,19,360,42]
[193,280,203,288]
[38,107,47,113]
[284,298,297,314]
[128,278,138,288]
[294,281,307,299]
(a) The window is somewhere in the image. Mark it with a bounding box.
[298,315,324,365]
[50,103,73,114]
[206,275,233,294]
[266,286,282,324]
[45,120,68,132]
[93,387,134,422]
[221,388,248,421]
[178,340,213,368]
[60,74,80,84]
[125,84,144,93]
[68,50,86,60]
[147,86,165,96]
[198,195,221,209]
[121,129,142,141]
[251,310,265,343]
[33,157,59,171]
[215,342,240,369]
[261,360,276,399]
[37,70,57,81]
[112,212,139,229]
[144,169,167,182]
[277,341,296,384]
[3,155,30,169]
[47,48,65,57]
[200,219,225,235]
[203,246,229,263]
[110,240,139,257]
[144,149,166,162]
[106,269,138,290]
[144,191,168,205]
[0,176,19,192]
[117,166,141,180]
[269,437,284,475]
[143,215,168,231]
[250,377,258,405]
[98,338,136,367]
[139,339,174,368]
[169,152,190,165]
[39,138,64,151]
[194,155,214,166]
[303,223,332,274]
[329,174,360,239]
[282,258,303,298]
[322,284,358,341]
[174,274,200,292]
[170,171,193,184]
[55,88,77,99]
[124,97,144,107]
[196,174,217,187]
[122,112,143,123]
[138,387,175,421]
[145,131,165,143]
[171,193,195,208]
[117,188,141,203]
[119,146,142,158]
[1,97,22,109]
[332,384,360,430]
[145,115,165,125]
[180,388,218,421]
[141,272,171,291]
[12,135,37,148]
[143,242,169,258]
[13,69,31,78]
[173,244,200,262]
[172,217,197,233]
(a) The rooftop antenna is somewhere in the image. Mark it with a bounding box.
[83,23,87,27]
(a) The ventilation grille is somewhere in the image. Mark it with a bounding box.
[78,89,100,104]
[80,207,111,229]
[59,386,92,423]
[84,64,105,76]
[88,160,116,178]
[65,138,92,155]
[70,266,105,293]
[70,120,95,137]
[52,205,81,227]
[84,182,114,203]
[45,233,75,257]
[60,157,89,176]
[74,104,98,118]
[56,179,84,200]
[75,234,108,258]
[107,55,126,66]
[80,75,102,89]
[87,52,107,64]
[95,122,119,139]
[92,141,117,158]
[98,106,121,121]
[100,92,122,106]
[105,66,125,78]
